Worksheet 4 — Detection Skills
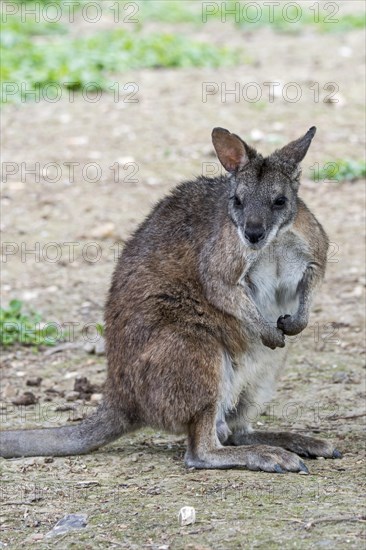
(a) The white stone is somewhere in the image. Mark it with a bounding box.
[178,506,196,527]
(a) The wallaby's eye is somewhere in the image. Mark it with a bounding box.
[234,195,242,207]
[273,196,287,208]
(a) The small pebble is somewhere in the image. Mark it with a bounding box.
[68,136,88,146]
[55,404,75,412]
[90,222,116,239]
[12,392,37,406]
[83,342,95,354]
[64,371,80,380]
[33,534,44,541]
[250,129,263,141]
[45,513,88,538]
[74,376,96,395]
[65,391,80,402]
[90,393,103,403]
[338,46,352,58]
[76,481,100,488]
[26,377,42,387]
[178,506,196,526]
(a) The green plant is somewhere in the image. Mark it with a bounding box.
[96,323,104,336]
[12,0,61,3]
[316,13,366,32]
[1,25,242,102]
[311,159,366,182]
[231,1,366,34]
[0,299,59,347]
[108,0,366,32]
[135,0,201,24]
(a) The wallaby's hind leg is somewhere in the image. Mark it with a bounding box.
[227,431,342,459]
[185,406,309,473]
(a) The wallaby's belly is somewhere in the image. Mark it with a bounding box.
[247,237,309,323]
[221,236,309,421]
[221,345,286,424]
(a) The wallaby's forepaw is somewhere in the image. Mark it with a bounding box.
[261,327,285,350]
[277,314,307,336]
[245,445,308,474]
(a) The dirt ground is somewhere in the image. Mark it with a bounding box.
[1,1,365,548]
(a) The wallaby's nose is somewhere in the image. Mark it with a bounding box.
[245,225,265,244]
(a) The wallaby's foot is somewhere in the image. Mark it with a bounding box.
[277,314,307,336]
[227,430,342,459]
[185,444,309,473]
[187,409,308,473]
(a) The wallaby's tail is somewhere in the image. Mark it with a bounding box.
[0,402,130,458]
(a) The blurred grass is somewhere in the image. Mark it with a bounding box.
[8,1,366,29]
[1,0,364,103]
[1,30,242,102]
[0,299,58,347]
[311,159,366,182]
[1,2,242,103]
[137,0,201,23]
[136,1,365,33]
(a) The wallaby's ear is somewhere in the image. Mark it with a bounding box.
[276,126,316,165]
[212,127,253,173]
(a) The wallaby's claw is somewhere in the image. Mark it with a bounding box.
[299,461,309,474]
[278,314,291,322]
[261,327,285,350]
[277,314,306,336]
[277,314,292,332]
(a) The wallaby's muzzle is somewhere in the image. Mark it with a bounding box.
[244,224,266,244]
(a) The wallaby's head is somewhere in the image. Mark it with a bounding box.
[212,126,316,250]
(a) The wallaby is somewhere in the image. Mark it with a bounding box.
[1,126,341,473]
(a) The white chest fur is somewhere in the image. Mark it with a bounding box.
[220,231,311,420]
[245,231,310,323]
